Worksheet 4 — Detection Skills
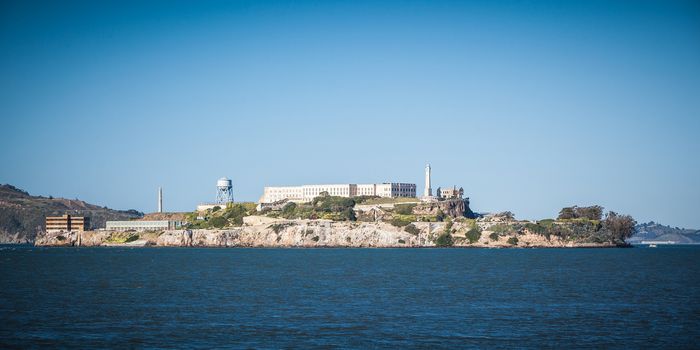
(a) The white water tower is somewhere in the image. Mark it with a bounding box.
[216,177,234,204]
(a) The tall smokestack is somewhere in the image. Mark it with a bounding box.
[424,164,432,197]
[158,187,163,213]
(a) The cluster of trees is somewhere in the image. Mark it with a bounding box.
[557,205,604,221]
[602,211,637,244]
[277,196,357,221]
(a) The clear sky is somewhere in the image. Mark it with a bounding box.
[1,0,699,227]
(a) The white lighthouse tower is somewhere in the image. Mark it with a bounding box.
[424,163,432,197]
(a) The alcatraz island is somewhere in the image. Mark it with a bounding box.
[4,164,637,248]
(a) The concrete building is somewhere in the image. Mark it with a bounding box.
[46,215,90,232]
[105,220,183,232]
[260,183,416,203]
[438,186,464,199]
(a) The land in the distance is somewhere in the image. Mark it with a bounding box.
[4,183,692,248]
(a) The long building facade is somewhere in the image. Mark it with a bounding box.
[106,220,183,232]
[261,183,416,203]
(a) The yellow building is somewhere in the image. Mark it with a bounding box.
[45,215,90,232]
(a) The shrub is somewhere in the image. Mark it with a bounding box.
[436,209,445,222]
[466,227,481,243]
[404,224,420,235]
[313,196,355,213]
[222,203,254,226]
[390,215,415,227]
[507,236,519,245]
[281,202,297,219]
[435,233,453,247]
[212,206,221,212]
[524,222,545,234]
[444,219,453,235]
[489,232,499,241]
[208,216,227,228]
[394,203,417,215]
[398,239,406,244]
[312,236,320,242]
[269,223,293,234]
[490,224,514,235]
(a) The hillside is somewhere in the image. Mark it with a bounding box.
[0,184,143,243]
[629,222,700,244]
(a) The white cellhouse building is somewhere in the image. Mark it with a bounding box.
[260,183,417,203]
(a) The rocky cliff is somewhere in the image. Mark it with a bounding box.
[35,217,622,248]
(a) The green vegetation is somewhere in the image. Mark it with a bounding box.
[489,231,499,241]
[466,227,482,243]
[490,223,517,235]
[558,205,603,221]
[435,233,454,247]
[186,202,258,229]
[603,211,637,244]
[268,196,356,221]
[208,216,227,229]
[394,203,417,215]
[355,197,418,205]
[404,223,420,235]
[462,218,477,229]
[435,209,445,222]
[398,239,406,244]
[390,215,416,227]
[444,219,453,234]
[416,215,439,222]
[507,236,519,245]
[270,223,295,234]
[312,236,320,242]
[106,232,139,243]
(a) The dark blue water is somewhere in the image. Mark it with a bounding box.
[1,246,699,348]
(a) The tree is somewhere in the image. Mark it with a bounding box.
[281,202,297,219]
[435,233,453,247]
[558,205,604,220]
[466,227,481,243]
[558,206,577,220]
[435,187,441,198]
[602,211,637,244]
[577,205,603,221]
[208,216,227,229]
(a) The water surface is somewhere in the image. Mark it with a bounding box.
[1,246,699,348]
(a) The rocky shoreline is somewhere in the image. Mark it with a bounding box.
[33,218,623,248]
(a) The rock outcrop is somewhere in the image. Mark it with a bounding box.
[413,199,472,218]
[34,217,622,248]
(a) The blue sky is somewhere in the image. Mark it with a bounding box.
[1,0,699,227]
